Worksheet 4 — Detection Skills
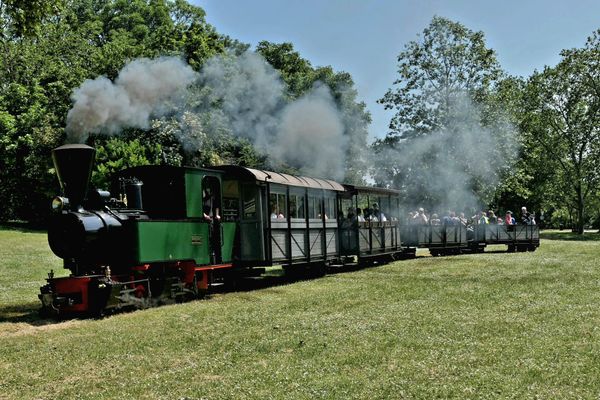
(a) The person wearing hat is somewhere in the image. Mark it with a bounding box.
[505,211,515,225]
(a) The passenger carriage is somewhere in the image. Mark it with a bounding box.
[215,167,411,271]
[337,185,407,263]
[471,224,540,252]
[401,224,469,256]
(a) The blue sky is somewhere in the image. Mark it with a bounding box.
[193,0,600,140]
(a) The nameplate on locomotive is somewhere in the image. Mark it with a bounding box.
[191,235,203,245]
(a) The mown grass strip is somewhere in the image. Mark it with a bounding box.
[0,227,599,399]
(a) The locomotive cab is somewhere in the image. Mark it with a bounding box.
[42,145,237,316]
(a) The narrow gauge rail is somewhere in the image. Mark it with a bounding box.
[40,145,539,317]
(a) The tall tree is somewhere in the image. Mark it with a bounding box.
[0,0,63,38]
[374,16,510,210]
[521,31,600,233]
[379,16,502,137]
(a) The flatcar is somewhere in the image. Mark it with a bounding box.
[39,144,539,316]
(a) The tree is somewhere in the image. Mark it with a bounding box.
[0,0,231,223]
[0,0,63,38]
[379,16,502,137]
[521,31,600,233]
[374,16,511,211]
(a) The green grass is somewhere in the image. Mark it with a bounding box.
[540,229,600,241]
[1,227,600,399]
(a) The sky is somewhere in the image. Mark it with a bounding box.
[193,0,600,140]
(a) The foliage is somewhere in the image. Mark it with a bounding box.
[373,16,510,211]
[0,0,63,38]
[0,0,230,223]
[378,16,502,137]
[90,137,165,189]
[520,32,600,233]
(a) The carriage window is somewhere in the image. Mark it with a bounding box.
[378,196,390,222]
[324,197,335,220]
[340,197,355,221]
[297,195,305,219]
[269,193,287,220]
[308,196,319,219]
[242,184,256,219]
[289,194,305,219]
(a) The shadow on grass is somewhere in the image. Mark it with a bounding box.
[0,302,58,326]
[540,230,600,241]
[0,222,46,234]
[0,247,528,327]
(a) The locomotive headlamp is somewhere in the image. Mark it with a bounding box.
[51,196,69,212]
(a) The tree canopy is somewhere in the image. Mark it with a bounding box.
[519,33,600,233]
[373,16,513,211]
[0,0,370,223]
[1,5,599,231]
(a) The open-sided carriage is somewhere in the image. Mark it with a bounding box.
[401,223,540,254]
[401,224,469,256]
[471,224,540,252]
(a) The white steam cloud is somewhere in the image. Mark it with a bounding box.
[374,93,518,212]
[65,52,351,180]
[66,57,197,143]
[274,86,346,179]
[195,51,348,180]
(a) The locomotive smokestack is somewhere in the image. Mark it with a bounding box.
[52,144,96,210]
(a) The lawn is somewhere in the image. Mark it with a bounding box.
[1,227,600,399]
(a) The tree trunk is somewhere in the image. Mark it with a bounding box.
[575,185,585,234]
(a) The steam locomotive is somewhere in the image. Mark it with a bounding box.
[40,144,539,316]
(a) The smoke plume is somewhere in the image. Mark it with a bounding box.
[373,93,518,213]
[66,57,197,143]
[194,51,348,180]
[65,51,352,180]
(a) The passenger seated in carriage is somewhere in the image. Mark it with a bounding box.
[521,206,536,225]
[363,208,373,222]
[443,211,457,225]
[357,208,366,222]
[458,212,468,226]
[488,211,497,224]
[478,211,489,224]
[505,211,515,225]
[270,206,284,220]
[413,208,428,225]
[372,203,387,222]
